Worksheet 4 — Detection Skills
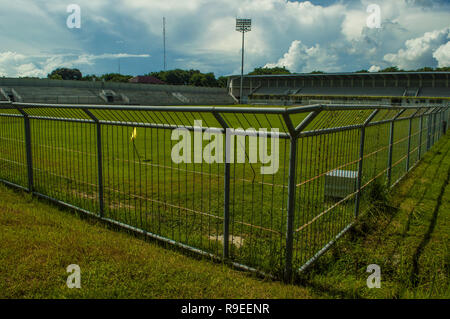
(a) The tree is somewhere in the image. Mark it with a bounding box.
[380,66,401,72]
[82,74,100,81]
[201,72,218,87]
[415,67,434,72]
[217,76,228,88]
[49,74,63,80]
[249,66,291,75]
[48,68,82,80]
[99,73,133,83]
[150,69,190,85]
[189,73,204,86]
[149,69,221,87]
[167,69,190,85]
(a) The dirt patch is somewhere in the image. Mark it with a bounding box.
[209,235,245,249]
[108,202,135,210]
[71,190,97,200]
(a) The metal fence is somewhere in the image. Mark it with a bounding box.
[0,101,448,281]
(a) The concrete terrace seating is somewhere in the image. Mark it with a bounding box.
[419,87,450,97]
[0,78,235,106]
[295,87,406,96]
[12,87,104,104]
[403,87,420,97]
[180,92,235,105]
[126,90,181,105]
[254,87,294,95]
[252,86,409,97]
[115,88,234,105]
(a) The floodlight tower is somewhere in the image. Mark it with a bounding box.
[236,18,251,104]
[163,17,167,71]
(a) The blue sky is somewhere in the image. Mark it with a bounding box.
[0,0,449,78]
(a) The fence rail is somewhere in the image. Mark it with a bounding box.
[0,101,448,282]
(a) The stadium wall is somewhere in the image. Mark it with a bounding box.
[0,77,235,105]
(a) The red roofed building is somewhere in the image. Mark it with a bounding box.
[129,76,166,85]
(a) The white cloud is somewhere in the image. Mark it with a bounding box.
[264,40,339,73]
[433,42,450,67]
[369,65,381,72]
[341,10,368,41]
[383,27,450,69]
[1,0,450,76]
[0,52,150,78]
[111,0,347,72]
[72,53,150,66]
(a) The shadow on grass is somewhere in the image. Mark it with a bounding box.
[410,163,450,288]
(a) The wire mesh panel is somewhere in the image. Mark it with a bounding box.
[24,107,100,213]
[100,115,226,257]
[390,118,411,186]
[363,122,391,187]
[287,108,370,273]
[293,126,361,270]
[0,101,448,280]
[224,114,289,274]
[0,110,27,188]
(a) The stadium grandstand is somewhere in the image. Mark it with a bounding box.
[0,77,235,105]
[227,72,450,106]
[2,72,448,107]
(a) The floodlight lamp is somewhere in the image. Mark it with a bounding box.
[236,18,252,32]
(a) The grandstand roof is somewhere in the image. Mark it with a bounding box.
[228,71,450,80]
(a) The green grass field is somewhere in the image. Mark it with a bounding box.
[0,105,444,276]
[0,133,448,298]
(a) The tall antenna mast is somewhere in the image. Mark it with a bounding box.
[163,17,166,71]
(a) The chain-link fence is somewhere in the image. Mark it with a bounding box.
[0,102,448,281]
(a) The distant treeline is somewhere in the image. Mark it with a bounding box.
[249,66,450,75]
[355,66,450,73]
[148,69,228,87]
[46,68,228,87]
[37,66,450,86]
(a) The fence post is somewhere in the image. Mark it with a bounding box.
[213,112,231,260]
[83,109,104,217]
[17,107,33,192]
[406,118,412,172]
[355,109,378,218]
[427,111,432,151]
[434,109,440,145]
[387,120,394,187]
[436,111,439,142]
[445,107,449,135]
[432,111,437,146]
[418,113,423,160]
[436,110,440,141]
[406,109,419,172]
[283,109,320,282]
[433,110,437,146]
[284,136,297,282]
[387,109,405,187]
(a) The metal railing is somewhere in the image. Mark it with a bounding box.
[0,101,448,282]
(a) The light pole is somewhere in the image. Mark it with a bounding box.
[163,17,167,71]
[236,18,251,104]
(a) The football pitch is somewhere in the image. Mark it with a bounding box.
[0,104,442,277]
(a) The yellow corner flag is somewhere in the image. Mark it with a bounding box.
[130,127,137,141]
